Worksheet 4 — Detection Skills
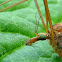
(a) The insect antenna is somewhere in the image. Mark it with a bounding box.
[34,0,47,32]
[35,15,37,35]
[0,0,27,12]
[35,15,40,35]
[37,16,40,29]
[37,16,40,32]
[0,0,11,6]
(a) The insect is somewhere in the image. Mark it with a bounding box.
[25,0,62,57]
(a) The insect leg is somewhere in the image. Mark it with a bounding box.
[0,0,11,6]
[43,0,56,47]
[0,0,27,12]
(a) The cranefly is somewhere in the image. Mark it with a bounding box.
[25,0,62,58]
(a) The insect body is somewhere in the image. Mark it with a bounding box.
[25,0,62,58]
[49,23,62,57]
[25,23,62,57]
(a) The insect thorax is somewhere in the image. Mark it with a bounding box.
[48,23,62,57]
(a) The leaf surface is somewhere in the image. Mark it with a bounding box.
[0,0,62,62]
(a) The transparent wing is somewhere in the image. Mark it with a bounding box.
[43,0,56,47]
[0,0,27,12]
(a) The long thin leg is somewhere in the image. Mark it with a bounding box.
[0,0,27,12]
[46,11,48,32]
[0,0,11,6]
[34,0,47,32]
[43,0,56,47]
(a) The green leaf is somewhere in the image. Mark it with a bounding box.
[0,0,62,62]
